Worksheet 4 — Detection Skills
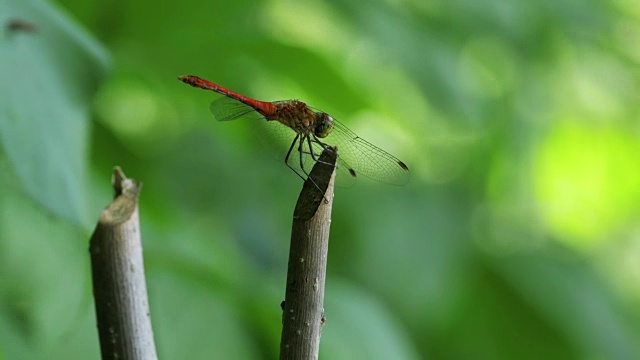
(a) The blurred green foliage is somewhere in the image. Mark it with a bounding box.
[1,0,640,359]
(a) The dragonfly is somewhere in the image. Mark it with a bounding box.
[179,75,410,188]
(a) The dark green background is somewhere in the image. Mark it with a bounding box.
[1,0,639,358]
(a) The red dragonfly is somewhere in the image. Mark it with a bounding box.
[179,75,410,186]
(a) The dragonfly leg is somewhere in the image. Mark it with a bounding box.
[298,133,330,203]
[298,133,310,177]
[285,134,307,182]
[282,132,330,202]
[306,134,320,161]
[310,135,337,167]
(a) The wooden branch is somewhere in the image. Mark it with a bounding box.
[89,167,157,360]
[280,147,337,360]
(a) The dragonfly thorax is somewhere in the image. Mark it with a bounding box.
[314,112,334,138]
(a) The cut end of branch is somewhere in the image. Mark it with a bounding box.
[99,167,142,225]
[112,166,141,199]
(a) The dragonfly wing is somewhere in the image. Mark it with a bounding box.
[209,96,265,122]
[327,119,410,185]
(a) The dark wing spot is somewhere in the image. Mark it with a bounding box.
[348,168,357,178]
[398,161,409,171]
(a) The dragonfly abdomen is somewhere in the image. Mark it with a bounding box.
[179,75,277,116]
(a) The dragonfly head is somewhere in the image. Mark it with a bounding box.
[314,112,334,138]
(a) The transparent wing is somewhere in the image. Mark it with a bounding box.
[320,119,410,185]
[209,96,265,122]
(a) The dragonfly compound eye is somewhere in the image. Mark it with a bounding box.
[315,113,334,138]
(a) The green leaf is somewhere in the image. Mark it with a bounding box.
[0,155,97,358]
[0,0,109,227]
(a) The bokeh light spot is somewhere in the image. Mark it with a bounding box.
[93,75,182,155]
[95,77,160,136]
[534,120,640,247]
